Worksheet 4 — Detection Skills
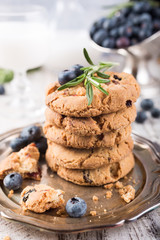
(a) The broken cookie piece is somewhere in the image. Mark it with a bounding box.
[119,185,135,203]
[21,184,65,213]
[0,143,41,180]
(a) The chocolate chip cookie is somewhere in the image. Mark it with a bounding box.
[44,122,132,149]
[45,104,136,136]
[45,72,140,117]
[45,137,133,169]
[46,152,135,186]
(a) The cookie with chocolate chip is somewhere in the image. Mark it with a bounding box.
[46,152,135,186]
[45,72,140,117]
[45,137,133,169]
[44,122,132,149]
[45,104,136,136]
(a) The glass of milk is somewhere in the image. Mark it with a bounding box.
[0,5,49,118]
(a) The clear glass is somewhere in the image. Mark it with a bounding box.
[0,5,49,118]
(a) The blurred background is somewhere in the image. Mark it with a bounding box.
[0,0,159,142]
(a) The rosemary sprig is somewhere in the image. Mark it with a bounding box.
[58,48,118,105]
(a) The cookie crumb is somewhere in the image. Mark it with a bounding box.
[119,185,135,203]
[104,209,107,213]
[115,181,123,189]
[90,210,97,216]
[3,236,11,240]
[124,176,128,180]
[106,191,112,199]
[50,174,54,178]
[132,179,136,184]
[56,206,66,216]
[8,190,14,198]
[104,183,113,189]
[92,195,99,202]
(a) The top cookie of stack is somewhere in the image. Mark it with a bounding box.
[45,71,140,118]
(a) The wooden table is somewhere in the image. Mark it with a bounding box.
[0,68,160,240]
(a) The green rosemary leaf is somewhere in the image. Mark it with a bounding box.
[96,71,110,79]
[83,48,94,65]
[91,76,110,83]
[97,86,109,95]
[99,62,118,68]
[58,76,85,91]
[86,82,93,105]
[88,78,100,87]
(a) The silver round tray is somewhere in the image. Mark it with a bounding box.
[0,123,160,233]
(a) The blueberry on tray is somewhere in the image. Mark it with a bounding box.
[66,197,87,218]
[3,172,23,190]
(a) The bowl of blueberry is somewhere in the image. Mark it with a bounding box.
[89,0,160,93]
[90,1,160,53]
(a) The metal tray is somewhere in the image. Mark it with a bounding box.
[0,124,160,233]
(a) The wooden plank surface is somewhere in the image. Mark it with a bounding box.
[0,208,160,239]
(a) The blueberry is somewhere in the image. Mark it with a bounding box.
[0,85,5,95]
[124,26,133,38]
[102,19,110,31]
[102,38,115,49]
[118,25,126,36]
[109,28,119,38]
[130,38,138,46]
[90,24,97,38]
[108,17,119,29]
[141,99,154,111]
[58,70,77,85]
[35,136,48,154]
[66,197,87,218]
[151,108,160,118]
[153,19,160,32]
[136,111,147,123]
[116,37,130,48]
[132,16,141,25]
[114,14,125,26]
[20,125,41,143]
[71,64,84,77]
[128,13,136,24]
[138,29,152,41]
[152,8,160,18]
[132,27,140,37]
[3,172,23,190]
[141,22,152,31]
[95,17,106,29]
[133,2,150,14]
[120,7,131,17]
[10,137,28,152]
[140,13,152,23]
[93,29,107,45]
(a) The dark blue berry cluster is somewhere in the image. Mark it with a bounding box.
[90,1,160,49]
[10,125,47,154]
[136,99,160,123]
[58,64,84,85]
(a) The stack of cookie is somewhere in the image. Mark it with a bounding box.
[44,72,140,186]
